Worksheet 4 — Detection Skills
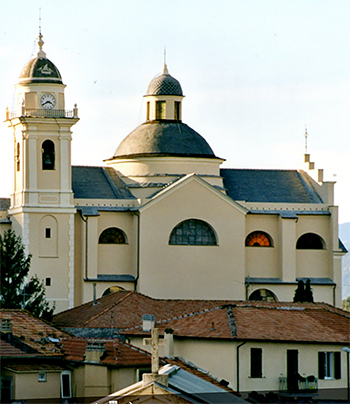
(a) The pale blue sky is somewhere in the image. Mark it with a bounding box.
[0,0,349,223]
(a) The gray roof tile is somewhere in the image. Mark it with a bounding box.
[72,166,135,200]
[221,169,323,204]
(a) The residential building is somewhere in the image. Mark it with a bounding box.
[0,309,157,403]
[53,290,350,400]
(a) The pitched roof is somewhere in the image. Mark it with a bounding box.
[221,169,324,204]
[60,337,152,366]
[72,166,135,200]
[0,309,154,368]
[53,292,350,344]
[53,291,227,329]
[0,310,68,358]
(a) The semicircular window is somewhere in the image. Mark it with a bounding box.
[245,231,272,247]
[296,233,324,249]
[169,219,217,246]
[249,289,277,302]
[99,227,127,244]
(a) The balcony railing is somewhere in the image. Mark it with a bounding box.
[279,375,318,393]
[6,107,78,120]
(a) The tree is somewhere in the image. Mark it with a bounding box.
[342,296,350,312]
[293,279,314,303]
[0,229,54,320]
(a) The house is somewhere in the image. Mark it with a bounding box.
[0,31,347,312]
[0,309,162,403]
[53,290,350,400]
[92,363,249,404]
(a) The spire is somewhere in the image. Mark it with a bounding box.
[37,9,46,58]
[162,47,169,75]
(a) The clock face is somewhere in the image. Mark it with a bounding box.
[40,93,56,110]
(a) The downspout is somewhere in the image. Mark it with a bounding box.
[333,284,336,307]
[78,210,88,280]
[134,210,140,291]
[236,341,246,393]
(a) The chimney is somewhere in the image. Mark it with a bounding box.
[84,342,106,363]
[142,314,155,331]
[164,328,174,357]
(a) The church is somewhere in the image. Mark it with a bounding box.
[0,34,346,313]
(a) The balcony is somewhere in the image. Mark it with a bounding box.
[6,106,78,120]
[279,374,318,395]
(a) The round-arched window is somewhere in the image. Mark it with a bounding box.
[102,286,125,297]
[296,233,324,249]
[42,140,55,170]
[169,219,217,245]
[249,289,277,302]
[99,227,127,244]
[245,231,272,247]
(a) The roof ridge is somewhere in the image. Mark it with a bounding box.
[296,170,324,203]
[82,291,135,327]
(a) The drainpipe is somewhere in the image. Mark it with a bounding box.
[236,341,246,393]
[333,284,336,307]
[134,211,140,291]
[78,210,89,280]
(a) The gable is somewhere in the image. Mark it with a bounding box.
[140,174,247,215]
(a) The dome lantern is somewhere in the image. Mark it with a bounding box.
[144,63,184,122]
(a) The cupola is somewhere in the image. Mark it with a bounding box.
[14,32,67,116]
[144,63,184,122]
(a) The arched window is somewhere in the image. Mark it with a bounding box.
[102,286,125,297]
[42,140,55,170]
[99,227,127,244]
[245,231,272,247]
[249,289,277,302]
[16,142,20,172]
[169,219,217,245]
[296,233,324,249]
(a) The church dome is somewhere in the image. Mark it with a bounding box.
[113,121,217,159]
[18,57,63,85]
[146,64,183,96]
[18,33,63,85]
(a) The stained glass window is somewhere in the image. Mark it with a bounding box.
[245,231,272,247]
[169,219,217,245]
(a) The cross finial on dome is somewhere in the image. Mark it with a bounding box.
[163,47,169,75]
[37,9,46,58]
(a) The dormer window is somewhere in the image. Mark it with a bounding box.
[156,101,166,120]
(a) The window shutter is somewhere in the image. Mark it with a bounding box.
[318,352,325,379]
[334,352,341,380]
[251,348,262,378]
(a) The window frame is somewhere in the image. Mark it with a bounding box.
[250,347,263,378]
[318,351,341,380]
[245,231,273,247]
[169,219,217,246]
[99,227,127,244]
[296,233,325,250]
[156,101,166,120]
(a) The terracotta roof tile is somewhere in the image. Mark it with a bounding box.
[53,292,350,344]
[0,310,69,358]
[60,337,152,366]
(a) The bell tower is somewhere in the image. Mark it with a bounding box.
[5,32,79,312]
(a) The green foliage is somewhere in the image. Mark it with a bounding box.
[342,297,350,312]
[0,229,54,320]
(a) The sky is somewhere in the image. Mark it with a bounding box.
[0,0,349,223]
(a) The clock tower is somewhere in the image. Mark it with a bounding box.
[5,32,79,312]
